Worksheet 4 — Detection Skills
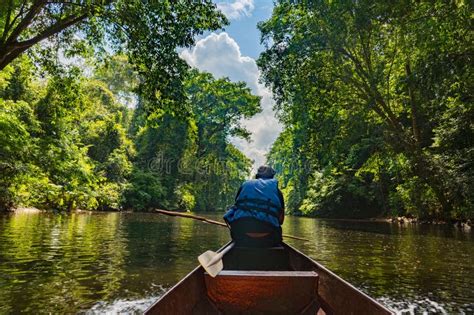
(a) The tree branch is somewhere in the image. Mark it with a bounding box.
[13,13,88,49]
[340,47,406,137]
[1,0,14,44]
[0,12,88,71]
[405,62,421,145]
[5,0,47,45]
[5,0,29,42]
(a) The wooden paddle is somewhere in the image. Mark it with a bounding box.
[154,209,309,242]
[198,243,235,277]
[155,209,309,278]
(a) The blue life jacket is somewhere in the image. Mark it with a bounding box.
[224,178,283,228]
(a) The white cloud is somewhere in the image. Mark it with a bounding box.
[180,32,282,172]
[216,0,255,20]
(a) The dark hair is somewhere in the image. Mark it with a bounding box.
[256,165,276,179]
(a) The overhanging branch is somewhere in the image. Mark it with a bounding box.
[13,13,88,49]
[0,12,88,70]
[5,0,47,45]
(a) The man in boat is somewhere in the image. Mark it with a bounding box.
[224,165,284,247]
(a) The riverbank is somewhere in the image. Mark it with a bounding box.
[8,207,473,232]
[292,213,473,231]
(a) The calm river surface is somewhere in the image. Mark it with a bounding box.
[0,211,472,314]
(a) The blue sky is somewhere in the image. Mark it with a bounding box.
[181,0,280,171]
[217,0,274,58]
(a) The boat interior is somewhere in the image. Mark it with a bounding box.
[145,243,392,315]
[208,245,322,314]
[147,244,323,315]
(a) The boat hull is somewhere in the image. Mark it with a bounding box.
[145,243,393,314]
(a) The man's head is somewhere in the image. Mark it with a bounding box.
[256,165,276,179]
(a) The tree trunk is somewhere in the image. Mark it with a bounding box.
[405,62,422,145]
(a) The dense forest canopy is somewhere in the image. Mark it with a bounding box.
[0,1,472,221]
[0,54,259,212]
[0,0,227,111]
[259,0,473,220]
[0,1,259,212]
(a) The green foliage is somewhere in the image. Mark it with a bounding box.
[124,112,193,210]
[184,71,260,211]
[123,169,166,211]
[0,99,36,210]
[1,0,227,114]
[0,53,261,213]
[0,57,133,211]
[0,2,261,213]
[1,2,471,220]
[260,0,473,219]
[93,55,139,108]
[124,70,259,212]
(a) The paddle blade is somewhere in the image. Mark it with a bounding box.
[198,250,216,266]
[198,250,224,278]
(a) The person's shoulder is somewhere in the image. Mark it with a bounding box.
[243,178,258,184]
[264,178,279,184]
[240,179,253,189]
[243,178,278,185]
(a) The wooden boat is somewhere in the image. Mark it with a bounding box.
[145,242,393,314]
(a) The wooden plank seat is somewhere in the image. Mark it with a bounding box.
[204,270,319,314]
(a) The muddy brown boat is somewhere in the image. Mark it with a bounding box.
[145,242,393,314]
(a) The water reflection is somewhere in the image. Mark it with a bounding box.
[0,212,128,313]
[283,217,474,313]
[0,211,472,314]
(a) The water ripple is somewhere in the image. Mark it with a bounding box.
[0,212,472,314]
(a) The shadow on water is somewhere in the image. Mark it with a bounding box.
[0,211,472,314]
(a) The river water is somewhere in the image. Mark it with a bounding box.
[0,211,472,314]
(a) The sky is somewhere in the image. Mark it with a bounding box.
[179,0,281,171]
